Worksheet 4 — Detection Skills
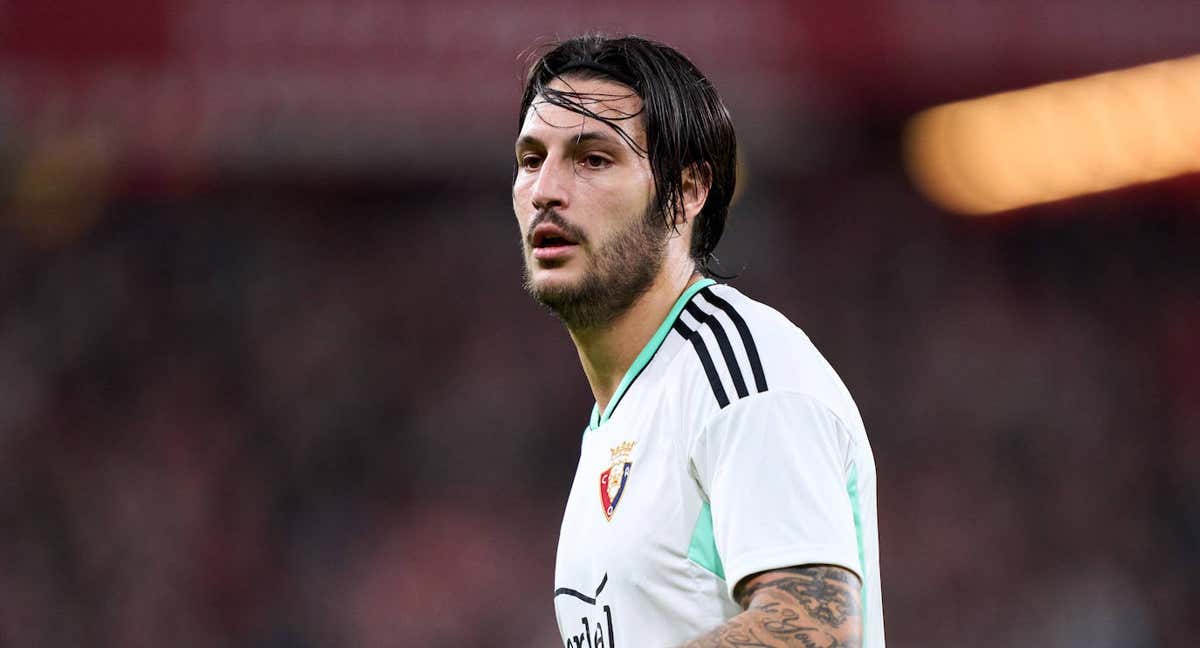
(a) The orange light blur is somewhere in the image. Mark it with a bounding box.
[904,54,1200,215]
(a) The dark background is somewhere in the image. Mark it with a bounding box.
[1,1,1197,646]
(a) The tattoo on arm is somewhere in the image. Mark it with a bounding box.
[685,620,773,648]
[736,565,860,628]
[682,565,862,648]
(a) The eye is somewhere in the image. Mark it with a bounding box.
[581,153,612,170]
[519,154,543,171]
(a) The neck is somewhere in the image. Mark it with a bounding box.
[569,263,704,417]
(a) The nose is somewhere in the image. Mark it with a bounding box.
[530,158,570,211]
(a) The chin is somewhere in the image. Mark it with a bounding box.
[528,267,584,297]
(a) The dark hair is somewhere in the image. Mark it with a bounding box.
[517,34,737,276]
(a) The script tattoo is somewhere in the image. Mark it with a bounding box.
[686,620,772,648]
[683,565,861,648]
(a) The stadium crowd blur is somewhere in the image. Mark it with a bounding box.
[2,2,1198,647]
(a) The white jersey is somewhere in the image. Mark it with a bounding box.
[553,280,884,648]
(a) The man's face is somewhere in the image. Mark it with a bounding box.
[513,76,667,329]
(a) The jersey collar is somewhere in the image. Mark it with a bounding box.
[588,278,717,431]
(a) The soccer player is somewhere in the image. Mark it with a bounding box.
[513,35,884,648]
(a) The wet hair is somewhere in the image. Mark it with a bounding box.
[517,34,737,276]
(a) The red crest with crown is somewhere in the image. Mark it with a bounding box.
[599,441,635,521]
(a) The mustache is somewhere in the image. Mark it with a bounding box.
[527,209,588,246]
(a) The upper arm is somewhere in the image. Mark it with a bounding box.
[689,392,862,597]
[734,564,863,647]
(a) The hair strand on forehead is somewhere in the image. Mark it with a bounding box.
[532,80,647,158]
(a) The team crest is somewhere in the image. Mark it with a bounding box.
[600,441,636,521]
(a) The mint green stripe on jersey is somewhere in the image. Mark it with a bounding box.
[846,462,867,645]
[589,278,716,431]
[687,500,725,580]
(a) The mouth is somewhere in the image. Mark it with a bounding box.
[530,222,580,261]
[531,223,579,248]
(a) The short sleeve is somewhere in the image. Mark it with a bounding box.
[688,391,862,600]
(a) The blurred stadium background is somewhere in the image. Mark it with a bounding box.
[1,1,1198,646]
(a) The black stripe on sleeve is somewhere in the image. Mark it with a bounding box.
[672,319,731,408]
[684,302,749,399]
[699,287,768,393]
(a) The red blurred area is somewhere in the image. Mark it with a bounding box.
[0,0,170,67]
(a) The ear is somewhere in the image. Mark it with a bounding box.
[677,163,712,227]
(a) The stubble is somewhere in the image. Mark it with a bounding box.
[522,206,668,330]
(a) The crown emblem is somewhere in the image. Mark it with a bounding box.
[609,440,636,462]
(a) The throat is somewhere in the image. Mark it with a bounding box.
[575,333,633,419]
[571,280,684,421]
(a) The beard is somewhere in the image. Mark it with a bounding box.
[522,205,668,330]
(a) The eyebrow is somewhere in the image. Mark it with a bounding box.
[516,130,623,152]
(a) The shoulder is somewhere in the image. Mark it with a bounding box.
[668,284,864,435]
